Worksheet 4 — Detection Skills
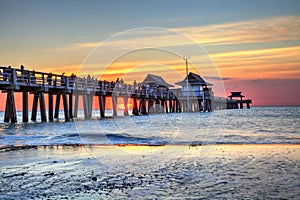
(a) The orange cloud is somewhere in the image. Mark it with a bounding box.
[210,46,300,79]
[175,16,300,45]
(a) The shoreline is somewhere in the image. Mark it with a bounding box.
[1,143,300,151]
[1,144,299,198]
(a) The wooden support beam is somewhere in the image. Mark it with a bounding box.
[4,95,10,123]
[132,97,139,115]
[98,95,106,118]
[31,93,39,121]
[148,99,153,114]
[54,94,61,119]
[197,99,202,112]
[4,90,17,123]
[247,102,250,109]
[83,95,88,119]
[88,95,93,118]
[48,93,54,121]
[165,100,169,113]
[169,99,173,113]
[74,95,79,118]
[22,91,28,123]
[10,90,17,123]
[240,102,243,109]
[69,93,73,119]
[140,98,147,115]
[155,99,160,113]
[112,95,118,117]
[176,99,181,113]
[62,93,70,121]
[123,97,129,116]
[161,99,165,113]
[39,92,47,122]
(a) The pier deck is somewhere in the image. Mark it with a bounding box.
[0,66,251,123]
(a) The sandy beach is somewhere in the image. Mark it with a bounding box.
[1,144,299,199]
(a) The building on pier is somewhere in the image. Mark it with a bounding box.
[227,92,252,109]
[139,74,176,114]
[141,74,174,88]
[175,72,213,112]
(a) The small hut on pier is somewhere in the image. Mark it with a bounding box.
[228,92,244,101]
[175,72,213,112]
[227,91,252,109]
[141,74,174,88]
[139,74,175,114]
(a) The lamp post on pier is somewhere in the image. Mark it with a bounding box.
[184,55,190,112]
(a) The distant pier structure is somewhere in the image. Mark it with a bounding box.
[227,92,252,109]
[0,66,251,123]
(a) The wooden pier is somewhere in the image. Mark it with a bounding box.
[227,92,252,109]
[0,66,251,123]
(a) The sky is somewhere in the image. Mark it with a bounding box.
[0,0,300,107]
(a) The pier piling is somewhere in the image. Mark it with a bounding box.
[62,93,70,121]
[48,93,54,121]
[31,93,39,121]
[4,90,17,123]
[39,92,47,122]
[22,91,28,123]
[54,94,61,119]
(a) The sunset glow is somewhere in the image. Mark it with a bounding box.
[0,0,299,108]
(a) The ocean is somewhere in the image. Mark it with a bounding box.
[1,106,299,199]
[0,106,299,147]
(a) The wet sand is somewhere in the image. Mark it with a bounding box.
[1,144,299,199]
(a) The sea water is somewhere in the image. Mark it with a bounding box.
[0,106,299,147]
[0,106,299,199]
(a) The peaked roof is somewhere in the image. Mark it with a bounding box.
[141,74,174,88]
[228,92,245,98]
[175,72,213,86]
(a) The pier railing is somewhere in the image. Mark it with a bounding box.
[0,66,174,97]
[0,66,250,123]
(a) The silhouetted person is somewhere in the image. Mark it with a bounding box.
[61,72,66,86]
[3,66,12,81]
[30,71,36,84]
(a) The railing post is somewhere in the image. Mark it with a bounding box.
[42,74,45,86]
[66,77,70,88]
[12,69,17,85]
